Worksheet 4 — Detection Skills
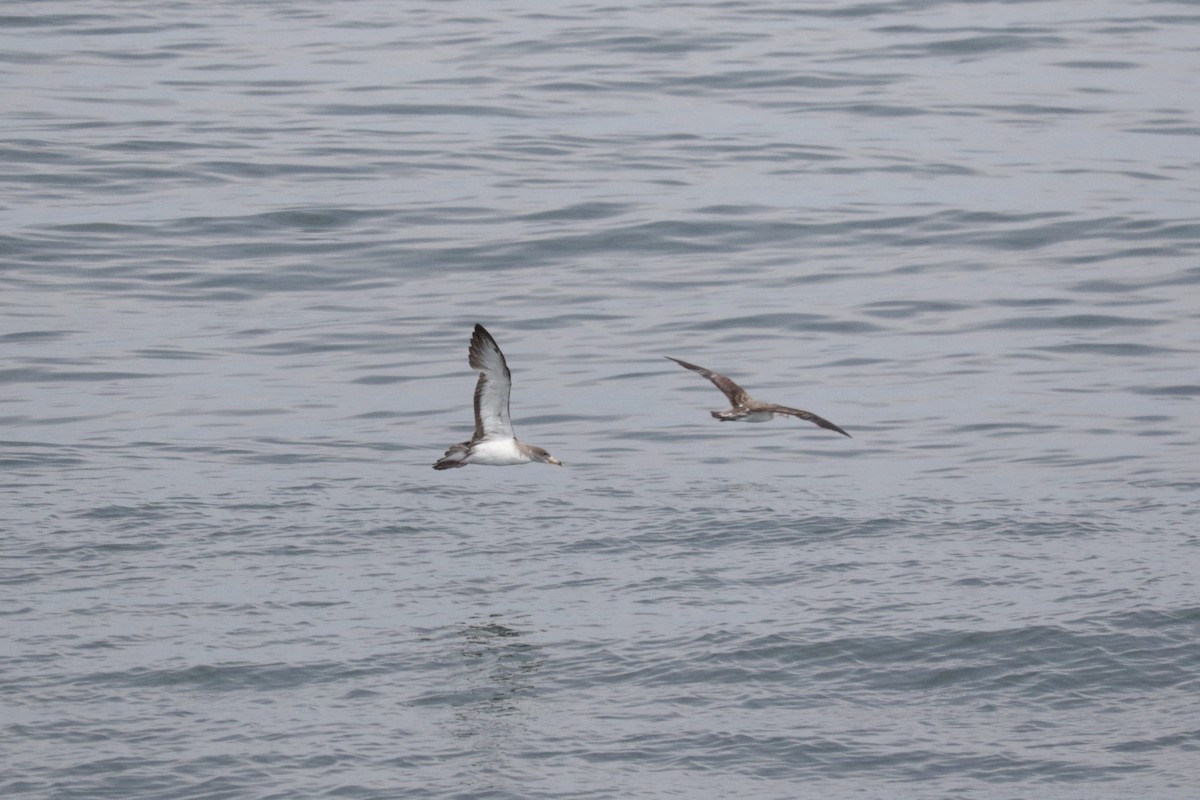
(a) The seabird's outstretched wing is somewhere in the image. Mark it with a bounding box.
[469,324,514,441]
[758,404,852,437]
[665,357,751,407]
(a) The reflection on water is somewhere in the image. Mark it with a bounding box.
[449,614,544,795]
[455,615,544,726]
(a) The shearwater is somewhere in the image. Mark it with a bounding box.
[434,325,563,470]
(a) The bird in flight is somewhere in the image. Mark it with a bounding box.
[666,356,851,437]
[434,325,563,470]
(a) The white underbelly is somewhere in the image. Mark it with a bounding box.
[468,438,530,466]
[740,411,776,423]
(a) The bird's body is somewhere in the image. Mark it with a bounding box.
[445,437,530,467]
[434,325,562,470]
[666,356,851,437]
[716,409,777,423]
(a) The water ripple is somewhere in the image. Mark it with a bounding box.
[4,3,1199,799]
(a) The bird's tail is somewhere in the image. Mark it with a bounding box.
[433,443,470,470]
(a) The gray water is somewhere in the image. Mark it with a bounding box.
[3,1,1199,798]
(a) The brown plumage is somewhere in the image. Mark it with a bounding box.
[666,356,851,437]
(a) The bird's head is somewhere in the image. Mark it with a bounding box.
[529,446,562,467]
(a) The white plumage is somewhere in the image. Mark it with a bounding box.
[434,325,562,470]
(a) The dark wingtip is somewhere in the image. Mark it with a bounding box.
[665,355,699,370]
[468,324,497,364]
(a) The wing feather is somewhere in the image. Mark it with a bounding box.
[468,324,514,441]
[665,357,751,407]
[759,404,851,437]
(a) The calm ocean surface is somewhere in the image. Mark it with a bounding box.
[3,2,1199,798]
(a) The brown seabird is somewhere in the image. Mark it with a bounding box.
[666,356,851,437]
[434,324,563,470]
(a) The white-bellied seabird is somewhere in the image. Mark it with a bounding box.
[434,324,563,470]
[666,356,851,437]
